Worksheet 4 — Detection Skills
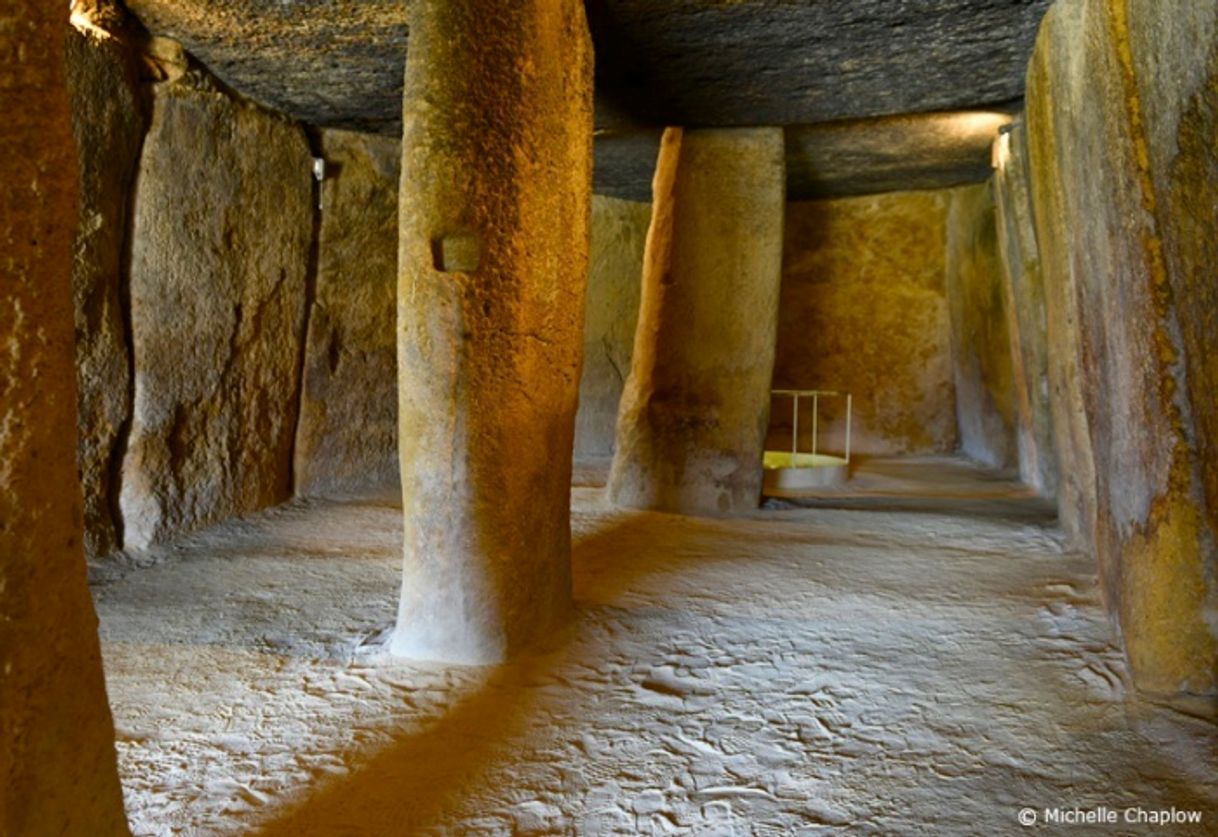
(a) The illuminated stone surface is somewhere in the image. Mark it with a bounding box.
[0,2,128,831]
[993,121,1058,497]
[295,129,400,498]
[1025,0,1218,696]
[90,463,1218,833]
[65,25,147,558]
[946,183,1018,469]
[391,0,593,664]
[770,191,957,457]
[121,73,313,548]
[610,127,785,516]
[575,196,651,462]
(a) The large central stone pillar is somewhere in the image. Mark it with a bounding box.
[609,127,786,515]
[390,0,593,664]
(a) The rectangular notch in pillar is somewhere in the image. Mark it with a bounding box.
[432,232,482,273]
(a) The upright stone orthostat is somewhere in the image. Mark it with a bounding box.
[65,22,146,560]
[1025,0,1218,696]
[390,0,593,664]
[609,127,786,515]
[295,129,401,498]
[121,78,313,548]
[573,196,651,463]
[0,2,128,831]
[993,122,1058,498]
[772,191,957,457]
[945,183,1019,469]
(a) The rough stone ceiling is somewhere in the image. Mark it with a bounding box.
[124,0,1053,197]
[588,0,1051,129]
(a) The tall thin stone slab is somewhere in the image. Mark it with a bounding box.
[390,0,593,664]
[945,183,1018,470]
[609,127,786,515]
[993,122,1059,498]
[0,3,128,832]
[65,22,146,559]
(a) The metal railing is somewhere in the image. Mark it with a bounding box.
[771,389,852,463]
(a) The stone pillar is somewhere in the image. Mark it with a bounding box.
[0,3,128,832]
[390,0,593,664]
[608,127,786,515]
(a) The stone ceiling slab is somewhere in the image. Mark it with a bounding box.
[595,110,1016,202]
[125,1,1052,134]
[125,0,409,134]
[588,0,1051,128]
[784,109,1017,200]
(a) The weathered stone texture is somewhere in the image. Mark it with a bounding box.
[589,0,1050,129]
[574,196,650,461]
[946,183,1018,469]
[609,127,785,515]
[993,123,1058,497]
[125,0,409,134]
[121,75,312,548]
[295,129,399,497]
[65,26,147,558]
[597,110,1015,203]
[785,110,1015,202]
[124,1,1050,133]
[1025,0,1218,695]
[391,0,593,664]
[0,4,128,832]
[1023,1,1099,555]
[770,192,957,458]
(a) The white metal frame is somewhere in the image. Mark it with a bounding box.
[772,388,852,463]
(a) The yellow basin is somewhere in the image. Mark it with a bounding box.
[762,451,849,491]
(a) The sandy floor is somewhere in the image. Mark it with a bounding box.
[90,457,1218,835]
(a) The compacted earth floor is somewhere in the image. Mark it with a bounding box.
[90,456,1218,835]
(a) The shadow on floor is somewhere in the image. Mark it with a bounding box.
[96,456,1217,833]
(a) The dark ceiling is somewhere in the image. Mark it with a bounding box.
[123,0,1053,197]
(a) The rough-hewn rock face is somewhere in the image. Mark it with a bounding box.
[946,183,1018,469]
[121,73,313,548]
[123,0,1050,134]
[610,127,785,515]
[589,0,1050,128]
[1025,0,1218,696]
[1023,4,1099,555]
[993,123,1058,497]
[295,129,399,497]
[125,0,408,134]
[785,111,1015,201]
[391,0,593,664]
[123,2,1046,200]
[574,196,650,462]
[65,26,147,559]
[770,192,957,458]
[0,4,128,832]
